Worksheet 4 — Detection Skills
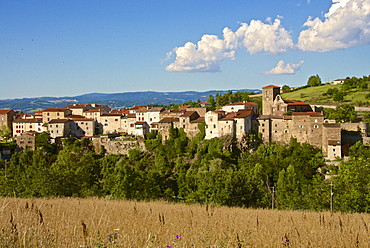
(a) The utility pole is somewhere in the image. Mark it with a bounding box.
[271,186,275,210]
[330,183,334,213]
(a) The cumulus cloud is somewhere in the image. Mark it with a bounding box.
[165,17,294,72]
[263,60,304,75]
[298,0,370,52]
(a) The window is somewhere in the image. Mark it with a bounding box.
[213,124,216,128]
[115,119,118,121]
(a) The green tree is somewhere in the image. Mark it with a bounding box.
[0,125,12,142]
[282,85,291,93]
[307,74,322,87]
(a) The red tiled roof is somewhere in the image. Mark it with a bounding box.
[190,117,204,123]
[220,113,236,121]
[135,121,146,125]
[234,109,253,118]
[262,85,280,89]
[65,104,89,109]
[180,111,196,117]
[0,109,14,114]
[159,117,179,123]
[328,140,341,145]
[84,109,100,112]
[71,118,95,121]
[130,105,148,110]
[180,105,192,108]
[284,100,310,106]
[125,113,136,118]
[43,108,69,112]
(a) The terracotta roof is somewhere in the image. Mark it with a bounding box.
[200,102,212,105]
[135,121,146,125]
[71,118,95,121]
[262,85,280,89]
[48,119,70,124]
[220,113,236,121]
[212,110,226,115]
[130,105,148,110]
[180,105,192,108]
[43,108,69,112]
[0,109,14,114]
[66,104,89,109]
[190,117,204,123]
[284,100,310,106]
[234,109,253,118]
[84,109,100,112]
[125,113,136,118]
[180,111,196,117]
[111,109,130,114]
[159,117,179,123]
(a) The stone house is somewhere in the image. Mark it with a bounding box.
[0,109,16,133]
[69,117,95,137]
[179,111,203,139]
[100,113,124,134]
[205,110,227,140]
[157,117,179,140]
[121,113,137,135]
[47,119,74,139]
[15,131,39,151]
[12,117,44,137]
[259,85,342,158]
[42,108,72,124]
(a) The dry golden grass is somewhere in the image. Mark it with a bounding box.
[0,197,369,248]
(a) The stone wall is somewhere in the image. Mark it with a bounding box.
[92,136,145,155]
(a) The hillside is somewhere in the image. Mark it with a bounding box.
[281,80,370,106]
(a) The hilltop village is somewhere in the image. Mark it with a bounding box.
[1,85,368,160]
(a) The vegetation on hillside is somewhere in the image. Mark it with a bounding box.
[1,129,370,213]
[282,75,370,105]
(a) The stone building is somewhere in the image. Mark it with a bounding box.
[259,85,341,159]
[15,131,39,151]
[0,109,16,133]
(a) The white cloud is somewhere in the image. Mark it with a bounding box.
[263,60,304,75]
[165,35,235,72]
[165,17,294,72]
[298,0,370,52]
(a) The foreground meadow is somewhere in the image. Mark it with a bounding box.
[0,198,369,247]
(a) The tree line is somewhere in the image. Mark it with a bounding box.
[0,128,369,213]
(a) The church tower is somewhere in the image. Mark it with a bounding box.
[262,85,281,115]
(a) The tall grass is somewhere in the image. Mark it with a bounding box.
[1,197,369,247]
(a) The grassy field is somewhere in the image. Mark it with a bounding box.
[1,198,369,247]
[281,84,369,104]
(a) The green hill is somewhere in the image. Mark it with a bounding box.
[282,79,370,106]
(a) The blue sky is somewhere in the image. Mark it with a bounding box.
[1,0,369,99]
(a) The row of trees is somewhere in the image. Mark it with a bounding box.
[0,128,369,212]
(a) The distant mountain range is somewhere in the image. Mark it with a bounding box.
[0,89,261,114]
